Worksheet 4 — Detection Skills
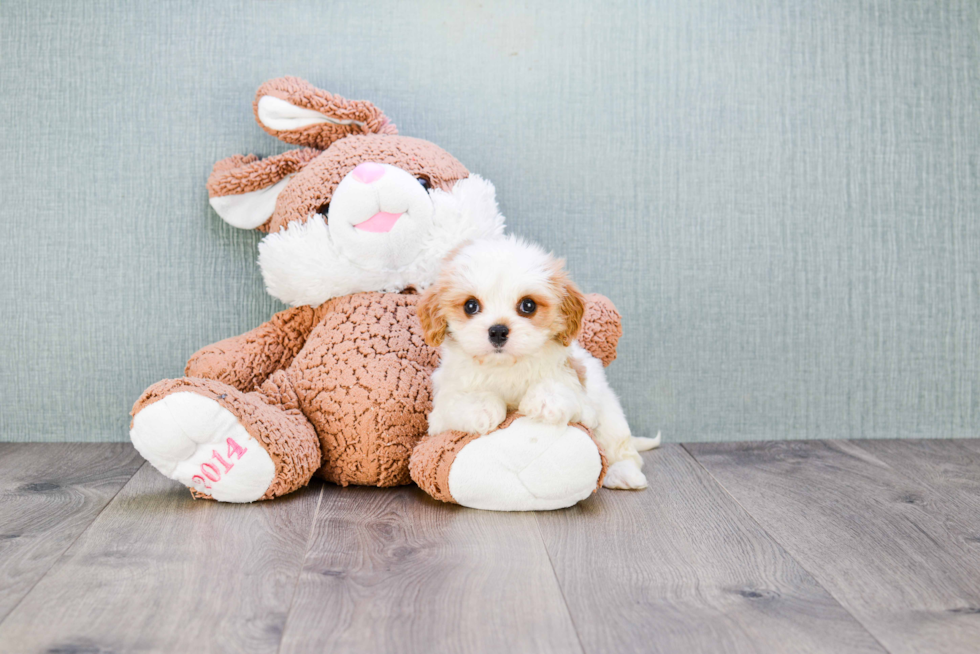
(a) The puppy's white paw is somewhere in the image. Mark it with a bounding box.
[579,402,599,429]
[603,460,649,490]
[467,401,508,435]
[519,384,581,425]
[431,393,507,435]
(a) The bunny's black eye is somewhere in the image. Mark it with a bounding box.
[463,298,481,315]
[518,298,537,316]
[417,177,430,190]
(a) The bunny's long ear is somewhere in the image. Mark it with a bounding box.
[253,76,397,150]
[206,148,319,231]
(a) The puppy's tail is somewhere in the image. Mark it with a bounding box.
[632,432,662,452]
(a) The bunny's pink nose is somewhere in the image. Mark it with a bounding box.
[352,162,385,184]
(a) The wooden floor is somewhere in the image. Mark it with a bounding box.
[0,441,978,653]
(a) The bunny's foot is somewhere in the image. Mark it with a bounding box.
[410,413,606,511]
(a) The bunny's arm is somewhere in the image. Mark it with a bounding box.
[578,294,623,367]
[184,306,319,392]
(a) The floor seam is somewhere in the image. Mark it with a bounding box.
[276,480,326,654]
[679,443,896,654]
[532,514,588,654]
[0,457,146,630]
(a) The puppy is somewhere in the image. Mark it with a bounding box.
[417,236,651,489]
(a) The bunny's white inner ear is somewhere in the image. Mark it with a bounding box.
[209,174,295,229]
[257,95,365,132]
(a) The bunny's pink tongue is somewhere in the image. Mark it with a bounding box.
[355,211,402,233]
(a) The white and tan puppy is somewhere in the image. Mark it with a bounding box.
[417,236,651,489]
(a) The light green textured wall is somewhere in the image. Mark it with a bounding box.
[1,0,978,442]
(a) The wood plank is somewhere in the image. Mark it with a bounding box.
[0,464,321,654]
[536,445,885,654]
[849,439,980,575]
[955,439,980,456]
[0,443,143,622]
[688,440,980,654]
[279,484,583,654]
[852,439,980,517]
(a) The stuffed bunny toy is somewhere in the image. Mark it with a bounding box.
[130,76,628,511]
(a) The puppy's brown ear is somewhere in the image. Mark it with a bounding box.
[416,284,448,347]
[555,273,587,347]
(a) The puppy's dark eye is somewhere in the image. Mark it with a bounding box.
[463,298,481,315]
[417,177,430,191]
[518,298,537,316]
[317,201,330,220]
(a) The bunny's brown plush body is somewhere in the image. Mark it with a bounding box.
[130,77,628,510]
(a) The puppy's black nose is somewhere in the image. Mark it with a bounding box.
[488,324,509,347]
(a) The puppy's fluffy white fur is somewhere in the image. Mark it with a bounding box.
[417,236,648,490]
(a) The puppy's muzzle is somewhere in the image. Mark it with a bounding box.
[488,324,509,348]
